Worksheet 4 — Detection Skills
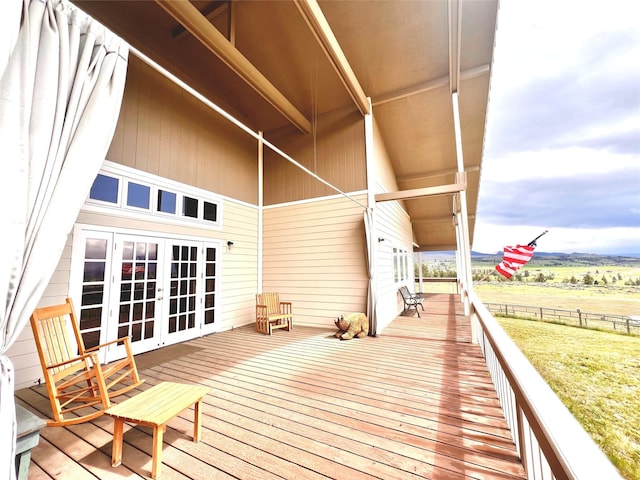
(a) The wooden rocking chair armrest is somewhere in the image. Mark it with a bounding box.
[84,336,133,353]
[46,352,100,370]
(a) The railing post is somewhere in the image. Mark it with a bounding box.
[517,405,527,479]
[577,308,582,326]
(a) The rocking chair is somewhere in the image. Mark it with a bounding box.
[30,298,144,426]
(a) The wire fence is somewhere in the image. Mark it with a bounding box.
[484,302,640,335]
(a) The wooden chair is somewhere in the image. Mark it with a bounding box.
[30,298,144,426]
[255,293,293,335]
[399,286,425,317]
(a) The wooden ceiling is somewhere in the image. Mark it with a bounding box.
[73,0,498,251]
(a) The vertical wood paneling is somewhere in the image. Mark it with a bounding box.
[262,194,368,328]
[263,107,366,205]
[107,56,258,204]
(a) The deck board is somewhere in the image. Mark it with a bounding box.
[16,294,526,479]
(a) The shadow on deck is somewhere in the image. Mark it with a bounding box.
[16,294,525,479]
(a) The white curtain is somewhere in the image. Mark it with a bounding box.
[0,1,128,478]
[364,208,377,336]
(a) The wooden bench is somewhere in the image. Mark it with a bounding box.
[105,382,209,479]
[256,292,293,335]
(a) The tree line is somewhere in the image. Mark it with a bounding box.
[415,263,640,286]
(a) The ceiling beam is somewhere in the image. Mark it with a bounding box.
[416,244,458,252]
[371,64,489,107]
[375,172,466,203]
[448,0,462,94]
[156,0,312,133]
[397,165,479,183]
[172,1,228,39]
[294,0,370,115]
[412,214,475,225]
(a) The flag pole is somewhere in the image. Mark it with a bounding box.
[527,229,549,247]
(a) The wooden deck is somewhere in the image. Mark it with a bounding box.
[16,294,526,479]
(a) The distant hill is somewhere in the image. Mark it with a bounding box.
[417,251,640,267]
[470,252,640,267]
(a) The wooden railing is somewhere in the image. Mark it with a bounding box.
[469,292,623,480]
[413,277,458,294]
[484,302,640,335]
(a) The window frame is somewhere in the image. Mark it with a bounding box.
[84,161,223,230]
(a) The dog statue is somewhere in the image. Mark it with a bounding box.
[334,312,368,340]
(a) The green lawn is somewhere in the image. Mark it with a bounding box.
[474,282,640,316]
[497,317,640,480]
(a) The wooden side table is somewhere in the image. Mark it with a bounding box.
[105,382,210,479]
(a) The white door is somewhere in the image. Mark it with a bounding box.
[161,241,220,345]
[71,228,220,362]
[111,235,164,357]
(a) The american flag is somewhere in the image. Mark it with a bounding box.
[494,230,548,279]
[495,244,536,279]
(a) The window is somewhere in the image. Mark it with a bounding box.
[126,182,150,210]
[203,201,217,222]
[393,247,410,283]
[157,189,176,214]
[85,163,222,229]
[182,196,199,218]
[89,174,119,204]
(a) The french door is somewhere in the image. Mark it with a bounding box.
[71,228,219,363]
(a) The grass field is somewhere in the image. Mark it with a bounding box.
[496,317,640,480]
[473,282,640,316]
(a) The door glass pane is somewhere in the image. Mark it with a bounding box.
[83,262,105,283]
[86,239,108,259]
[203,246,217,325]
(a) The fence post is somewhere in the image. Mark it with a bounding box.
[540,307,543,320]
[577,308,582,327]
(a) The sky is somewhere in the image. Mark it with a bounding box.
[472,0,640,255]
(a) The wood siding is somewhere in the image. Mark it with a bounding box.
[263,107,367,205]
[375,198,414,332]
[107,56,258,204]
[6,238,74,390]
[262,194,369,328]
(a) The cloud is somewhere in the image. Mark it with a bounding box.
[472,224,640,255]
[478,169,640,228]
[474,1,640,254]
[486,3,640,158]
